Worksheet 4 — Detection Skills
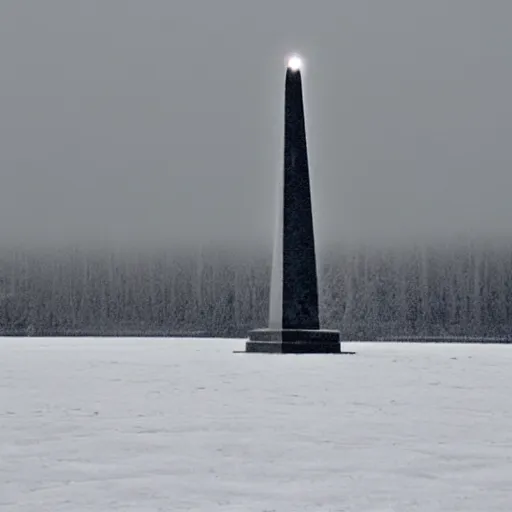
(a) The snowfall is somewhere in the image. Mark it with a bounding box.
[1,338,511,512]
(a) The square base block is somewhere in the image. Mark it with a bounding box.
[246,328,341,354]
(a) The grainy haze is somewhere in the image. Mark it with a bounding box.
[1,1,511,249]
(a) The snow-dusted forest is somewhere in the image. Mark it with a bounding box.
[1,240,512,339]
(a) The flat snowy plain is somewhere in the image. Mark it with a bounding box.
[1,338,511,512]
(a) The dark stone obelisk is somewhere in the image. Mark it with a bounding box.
[246,57,341,354]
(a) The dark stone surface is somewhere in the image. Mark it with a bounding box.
[282,68,319,330]
[249,328,340,343]
[247,328,341,354]
[245,342,342,354]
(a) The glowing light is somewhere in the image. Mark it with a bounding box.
[287,55,302,72]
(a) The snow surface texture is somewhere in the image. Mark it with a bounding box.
[1,338,511,512]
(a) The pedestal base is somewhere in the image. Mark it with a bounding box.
[245,328,342,354]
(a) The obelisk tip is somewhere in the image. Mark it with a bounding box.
[287,55,302,72]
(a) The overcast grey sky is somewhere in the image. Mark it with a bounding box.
[1,1,511,249]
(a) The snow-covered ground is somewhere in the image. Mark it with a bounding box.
[1,338,511,512]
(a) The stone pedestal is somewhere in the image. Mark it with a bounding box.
[247,329,341,354]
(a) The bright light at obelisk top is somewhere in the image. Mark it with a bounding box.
[287,55,302,72]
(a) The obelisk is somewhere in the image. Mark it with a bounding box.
[246,55,341,354]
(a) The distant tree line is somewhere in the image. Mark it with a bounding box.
[1,240,512,339]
